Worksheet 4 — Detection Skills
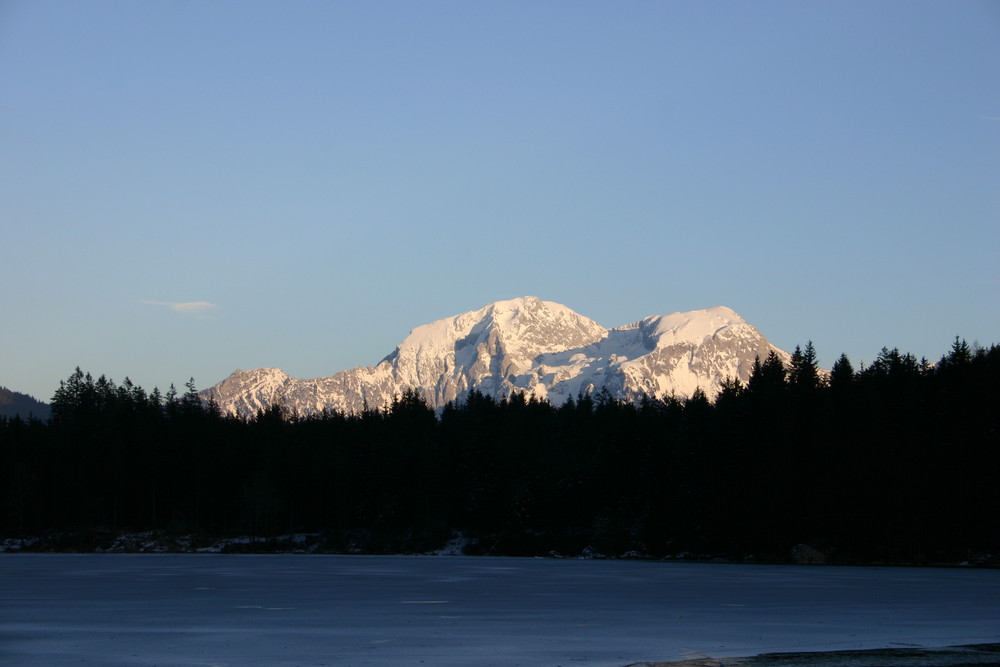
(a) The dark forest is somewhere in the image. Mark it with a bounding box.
[2,339,997,564]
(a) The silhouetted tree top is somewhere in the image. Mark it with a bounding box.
[829,353,855,391]
[939,336,973,369]
[789,341,821,394]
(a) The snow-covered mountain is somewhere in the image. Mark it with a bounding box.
[202,297,789,417]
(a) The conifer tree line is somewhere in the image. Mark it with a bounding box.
[1,338,997,563]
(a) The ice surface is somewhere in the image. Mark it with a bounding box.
[1,555,997,666]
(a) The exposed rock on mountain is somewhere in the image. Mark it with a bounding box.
[203,297,789,417]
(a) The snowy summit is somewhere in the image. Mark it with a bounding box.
[203,297,789,417]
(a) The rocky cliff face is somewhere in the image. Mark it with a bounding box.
[202,296,789,417]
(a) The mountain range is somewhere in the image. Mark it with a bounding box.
[203,297,790,418]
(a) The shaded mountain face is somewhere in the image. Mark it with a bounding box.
[203,296,789,417]
[0,386,51,420]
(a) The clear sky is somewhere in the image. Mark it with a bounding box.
[2,0,998,401]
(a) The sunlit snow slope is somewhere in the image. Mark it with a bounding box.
[202,297,789,417]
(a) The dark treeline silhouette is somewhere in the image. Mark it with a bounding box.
[1,338,998,563]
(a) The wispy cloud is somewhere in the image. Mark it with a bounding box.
[142,300,218,317]
[980,115,1000,122]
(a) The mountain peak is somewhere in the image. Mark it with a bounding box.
[479,297,607,356]
[635,305,748,346]
[391,297,605,360]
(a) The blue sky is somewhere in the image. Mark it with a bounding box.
[2,0,998,401]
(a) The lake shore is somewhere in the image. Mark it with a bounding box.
[4,530,998,569]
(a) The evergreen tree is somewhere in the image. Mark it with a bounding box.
[942,336,973,368]
[789,341,821,393]
[747,351,787,399]
[829,353,855,391]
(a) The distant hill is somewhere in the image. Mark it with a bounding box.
[0,386,51,420]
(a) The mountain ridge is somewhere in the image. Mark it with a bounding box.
[203,297,789,417]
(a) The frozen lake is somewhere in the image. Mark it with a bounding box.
[1,554,997,666]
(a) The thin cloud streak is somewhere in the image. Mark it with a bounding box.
[142,300,218,316]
